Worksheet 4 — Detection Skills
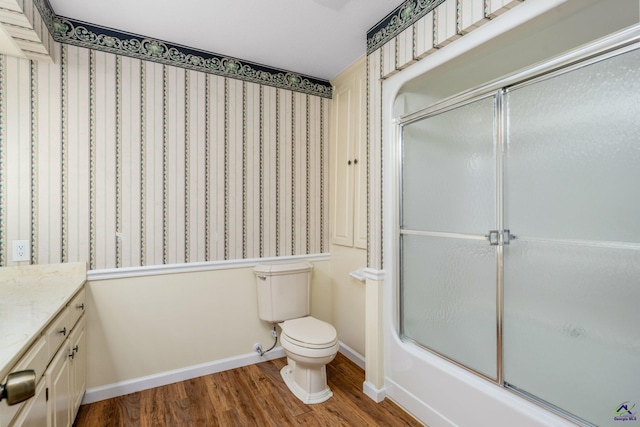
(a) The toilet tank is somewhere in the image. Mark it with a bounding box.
[253,261,313,323]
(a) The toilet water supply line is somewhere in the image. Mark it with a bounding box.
[254,326,278,356]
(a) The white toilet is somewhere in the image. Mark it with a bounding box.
[253,261,339,404]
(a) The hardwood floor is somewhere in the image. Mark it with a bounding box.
[73,353,424,426]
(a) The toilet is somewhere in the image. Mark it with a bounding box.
[253,261,339,404]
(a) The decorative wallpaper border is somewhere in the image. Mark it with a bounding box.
[32,0,332,98]
[367,0,447,54]
[50,17,332,98]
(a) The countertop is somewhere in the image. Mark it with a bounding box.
[0,262,86,380]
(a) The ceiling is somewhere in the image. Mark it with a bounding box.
[46,0,406,81]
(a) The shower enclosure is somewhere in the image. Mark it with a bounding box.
[398,31,640,427]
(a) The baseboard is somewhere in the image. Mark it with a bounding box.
[82,347,286,404]
[363,380,386,403]
[84,342,365,405]
[338,341,365,370]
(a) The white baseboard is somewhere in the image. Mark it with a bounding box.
[82,347,286,404]
[363,380,386,403]
[84,341,366,405]
[338,341,365,370]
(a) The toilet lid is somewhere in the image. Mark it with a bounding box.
[281,317,337,346]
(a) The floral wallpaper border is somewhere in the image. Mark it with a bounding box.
[367,0,447,54]
[31,0,332,98]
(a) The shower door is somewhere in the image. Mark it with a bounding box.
[399,38,640,427]
[502,47,640,427]
[400,94,499,380]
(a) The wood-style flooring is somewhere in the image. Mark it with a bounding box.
[73,352,424,426]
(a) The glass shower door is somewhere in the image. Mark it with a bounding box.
[400,95,499,380]
[503,47,640,426]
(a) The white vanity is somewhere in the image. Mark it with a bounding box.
[0,263,86,427]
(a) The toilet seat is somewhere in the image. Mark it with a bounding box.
[280,331,339,361]
[280,316,338,349]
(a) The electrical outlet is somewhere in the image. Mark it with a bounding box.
[13,240,30,262]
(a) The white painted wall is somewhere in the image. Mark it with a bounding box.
[330,244,367,357]
[84,259,331,397]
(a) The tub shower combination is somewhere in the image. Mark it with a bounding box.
[394,26,640,427]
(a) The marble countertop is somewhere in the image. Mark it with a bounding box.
[0,262,86,380]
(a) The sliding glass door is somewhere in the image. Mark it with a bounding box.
[400,95,499,380]
[399,40,640,426]
[502,46,640,427]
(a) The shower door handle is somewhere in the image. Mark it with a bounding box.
[487,230,515,246]
[503,230,515,244]
[488,230,500,245]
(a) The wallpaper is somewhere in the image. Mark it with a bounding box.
[0,44,330,270]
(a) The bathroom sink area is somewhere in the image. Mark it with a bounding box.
[0,262,86,380]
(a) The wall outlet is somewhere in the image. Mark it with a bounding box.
[13,240,30,262]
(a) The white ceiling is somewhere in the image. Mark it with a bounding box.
[46,0,406,81]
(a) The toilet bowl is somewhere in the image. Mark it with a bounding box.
[279,316,339,404]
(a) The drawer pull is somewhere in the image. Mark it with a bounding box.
[76,303,85,310]
[59,327,67,336]
[73,345,79,353]
[68,351,74,360]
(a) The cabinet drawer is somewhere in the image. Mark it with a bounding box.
[45,288,86,359]
[45,308,71,360]
[13,335,49,381]
[0,336,47,427]
[68,288,86,330]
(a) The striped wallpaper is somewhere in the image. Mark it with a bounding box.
[0,44,329,270]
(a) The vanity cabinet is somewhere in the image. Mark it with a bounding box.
[330,56,367,249]
[47,288,86,427]
[0,337,48,427]
[0,286,86,427]
[68,318,86,423]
